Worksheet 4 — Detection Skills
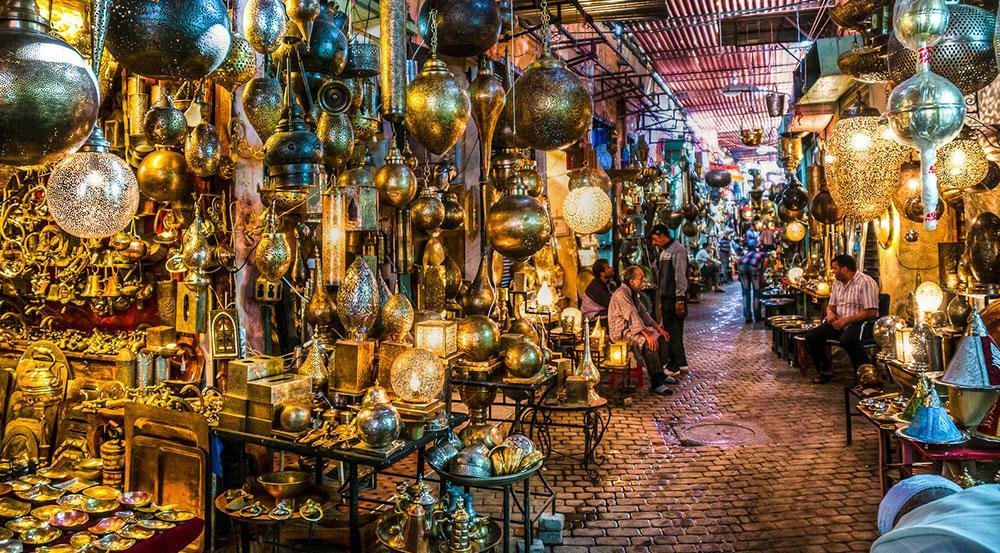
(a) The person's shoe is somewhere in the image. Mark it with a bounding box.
[651,385,673,396]
[813,374,834,384]
[661,376,679,385]
[663,369,682,378]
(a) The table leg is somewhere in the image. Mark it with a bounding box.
[349,463,360,553]
[502,484,510,553]
[417,445,425,479]
[523,475,532,550]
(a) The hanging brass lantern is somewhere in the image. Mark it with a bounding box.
[316,111,354,173]
[275,0,348,92]
[486,176,552,261]
[0,0,99,167]
[837,40,891,83]
[374,146,418,208]
[936,128,989,191]
[512,52,593,151]
[826,101,908,221]
[144,93,187,147]
[809,182,843,225]
[107,0,231,80]
[418,0,501,57]
[342,42,380,78]
[243,76,284,142]
[337,257,381,340]
[243,0,287,53]
[209,33,257,92]
[380,0,407,122]
[137,148,194,202]
[185,122,221,177]
[264,64,324,194]
[469,56,505,181]
[284,0,320,47]
[406,55,471,155]
[440,191,465,230]
[411,187,445,232]
[255,209,293,283]
[351,77,381,140]
[704,169,732,188]
[894,158,944,222]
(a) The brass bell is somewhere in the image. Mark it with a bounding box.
[81,274,103,298]
[104,271,122,298]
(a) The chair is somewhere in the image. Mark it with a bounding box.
[825,293,891,380]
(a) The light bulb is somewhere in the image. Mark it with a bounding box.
[537,280,555,308]
[850,132,872,151]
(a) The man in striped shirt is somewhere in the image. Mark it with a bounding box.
[717,232,734,282]
[805,254,880,383]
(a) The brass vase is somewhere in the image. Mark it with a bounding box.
[243,0,287,53]
[137,148,194,202]
[337,257,381,340]
[380,0,408,122]
[255,210,293,282]
[457,314,499,362]
[512,51,593,151]
[486,180,552,261]
[107,0,231,80]
[242,75,284,142]
[440,191,465,230]
[305,259,337,339]
[0,0,99,167]
[405,55,471,155]
[184,122,221,177]
[462,247,495,316]
[316,111,355,172]
[374,146,418,208]
[382,292,415,342]
[469,56,505,180]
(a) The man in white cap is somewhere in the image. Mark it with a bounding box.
[872,474,1000,552]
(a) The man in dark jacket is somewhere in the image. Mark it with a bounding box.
[582,259,613,321]
[650,224,688,375]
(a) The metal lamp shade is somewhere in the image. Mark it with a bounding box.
[826,115,908,221]
[936,134,989,191]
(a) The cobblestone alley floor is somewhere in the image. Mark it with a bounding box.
[538,281,881,553]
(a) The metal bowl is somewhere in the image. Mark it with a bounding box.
[449,462,492,479]
[116,491,151,508]
[82,486,117,501]
[48,510,88,529]
[256,471,310,500]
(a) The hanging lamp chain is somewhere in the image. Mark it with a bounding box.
[540,0,551,52]
[430,8,439,57]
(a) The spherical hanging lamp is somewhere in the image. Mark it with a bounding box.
[562,185,611,235]
[783,221,806,242]
[826,101,909,222]
[936,128,988,191]
[895,158,945,223]
[47,128,139,239]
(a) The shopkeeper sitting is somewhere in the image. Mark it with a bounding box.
[804,254,879,384]
[608,266,676,396]
[582,258,614,321]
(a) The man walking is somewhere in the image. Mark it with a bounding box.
[717,232,733,281]
[608,266,676,395]
[737,245,768,324]
[805,254,880,383]
[650,224,688,375]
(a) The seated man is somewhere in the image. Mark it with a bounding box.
[582,258,614,321]
[872,474,1000,552]
[608,265,677,396]
[805,254,880,383]
[694,242,722,292]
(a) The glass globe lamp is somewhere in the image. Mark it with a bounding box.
[46,128,139,239]
[390,348,445,403]
[562,185,611,235]
[936,129,988,191]
[873,315,905,357]
[560,307,582,333]
[536,280,555,310]
[783,221,806,242]
[914,281,944,317]
[826,102,908,221]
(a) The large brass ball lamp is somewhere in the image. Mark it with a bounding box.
[374,146,418,207]
[562,186,611,235]
[243,0,287,54]
[826,101,908,221]
[512,52,593,151]
[410,187,445,232]
[458,314,500,362]
[137,148,194,202]
[486,178,552,261]
[892,0,950,51]
[418,0,501,58]
[107,0,231,80]
[47,128,139,239]
[405,55,471,155]
[0,0,100,167]
[936,128,989,191]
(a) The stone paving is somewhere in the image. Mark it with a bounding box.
[536,282,882,553]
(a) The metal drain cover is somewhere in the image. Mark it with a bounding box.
[674,420,762,446]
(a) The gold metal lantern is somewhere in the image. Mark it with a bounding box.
[380,0,407,122]
[562,185,611,235]
[255,209,293,283]
[317,111,354,173]
[337,257,381,340]
[405,55,471,155]
[243,76,284,142]
[486,177,552,261]
[210,33,257,92]
[390,348,445,404]
[469,56,505,180]
[137,148,194,202]
[825,102,908,221]
[512,52,593,151]
[185,122,222,177]
[374,146,418,208]
[382,293,415,342]
[936,128,989,191]
[414,319,458,358]
[243,0,287,54]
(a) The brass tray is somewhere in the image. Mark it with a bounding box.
[427,458,541,487]
[0,499,30,519]
[376,514,501,553]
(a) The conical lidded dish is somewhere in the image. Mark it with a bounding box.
[937,310,1000,390]
[0,0,100,167]
[512,50,593,151]
[899,373,932,423]
[405,55,471,155]
[898,380,969,444]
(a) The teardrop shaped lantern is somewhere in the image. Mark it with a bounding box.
[107,0,231,80]
[243,0,287,54]
[209,33,257,92]
[185,122,222,177]
[0,0,100,167]
[337,257,380,340]
[316,111,354,173]
[243,76,284,142]
[469,56,506,183]
[405,55,471,155]
[512,52,593,151]
[462,247,495,316]
[440,191,465,230]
